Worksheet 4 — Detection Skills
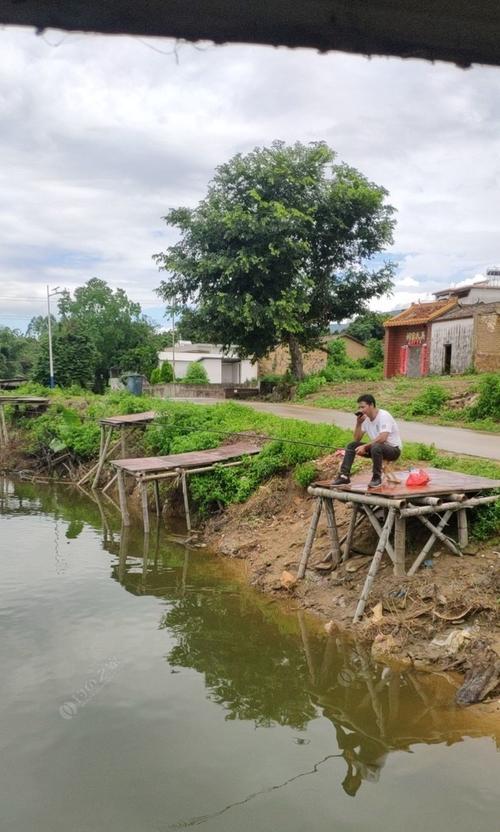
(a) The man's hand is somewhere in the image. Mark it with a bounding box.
[355,445,368,456]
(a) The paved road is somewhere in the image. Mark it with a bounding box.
[182,398,500,460]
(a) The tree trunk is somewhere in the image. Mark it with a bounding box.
[288,334,304,380]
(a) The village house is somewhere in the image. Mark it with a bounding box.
[258,334,368,377]
[157,343,255,384]
[384,271,500,378]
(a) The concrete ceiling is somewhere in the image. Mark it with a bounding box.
[0,0,499,68]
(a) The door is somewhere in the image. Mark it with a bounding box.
[407,346,422,377]
[443,344,452,374]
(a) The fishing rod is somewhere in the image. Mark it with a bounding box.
[152,419,342,452]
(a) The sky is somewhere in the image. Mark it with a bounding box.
[1,25,500,333]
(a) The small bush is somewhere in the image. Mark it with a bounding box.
[294,461,317,488]
[150,367,161,384]
[160,361,174,383]
[406,385,448,416]
[296,375,326,399]
[184,362,209,384]
[471,497,500,540]
[468,373,500,421]
[415,443,438,461]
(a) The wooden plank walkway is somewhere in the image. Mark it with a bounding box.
[299,468,500,623]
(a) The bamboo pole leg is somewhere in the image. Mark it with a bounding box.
[408,509,453,575]
[457,508,468,548]
[116,469,130,526]
[353,508,395,623]
[297,611,317,685]
[181,471,192,533]
[92,426,113,490]
[102,473,118,494]
[418,511,462,555]
[393,513,406,577]
[342,504,360,562]
[297,498,323,579]
[118,524,130,583]
[322,498,341,567]
[362,505,396,563]
[140,480,150,534]
[120,426,126,458]
[153,479,161,516]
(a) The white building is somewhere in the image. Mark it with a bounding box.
[434,269,500,305]
[157,343,255,384]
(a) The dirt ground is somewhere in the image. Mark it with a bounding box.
[203,461,500,710]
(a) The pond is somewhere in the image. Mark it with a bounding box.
[0,478,498,832]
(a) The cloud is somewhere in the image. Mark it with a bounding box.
[1,27,500,331]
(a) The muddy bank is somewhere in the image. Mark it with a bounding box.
[203,468,500,710]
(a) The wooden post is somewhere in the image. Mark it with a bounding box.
[0,405,8,445]
[342,504,359,562]
[116,468,130,526]
[393,513,406,576]
[353,508,395,622]
[153,480,161,516]
[297,498,323,579]
[140,479,150,534]
[92,426,113,489]
[322,498,341,567]
[181,470,191,532]
[457,508,468,548]
[120,425,126,458]
[417,511,462,555]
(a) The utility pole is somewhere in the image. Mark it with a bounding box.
[46,285,62,389]
[171,306,176,398]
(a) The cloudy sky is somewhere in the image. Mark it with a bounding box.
[1,25,500,332]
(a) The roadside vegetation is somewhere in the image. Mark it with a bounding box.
[3,386,499,539]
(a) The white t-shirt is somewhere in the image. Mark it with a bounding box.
[361,408,402,449]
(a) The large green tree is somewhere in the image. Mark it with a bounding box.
[32,322,98,389]
[154,141,396,378]
[57,278,160,391]
[0,327,38,378]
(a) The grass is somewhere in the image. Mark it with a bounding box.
[303,373,500,433]
[6,384,500,537]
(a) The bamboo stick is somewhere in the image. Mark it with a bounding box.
[407,510,453,575]
[416,512,462,556]
[308,486,404,509]
[181,471,192,533]
[362,505,395,563]
[353,508,395,622]
[116,469,130,526]
[153,480,161,516]
[297,498,323,578]
[393,513,406,576]
[342,504,361,562]
[102,472,118,494]
[322,498,341,567]
[457,508,469,548]
[140,480,150,534]
[78,434,122,486]
[401,493,499,517]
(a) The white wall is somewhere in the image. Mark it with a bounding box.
[199,358,222,383]
[461,287,500,304]
[430,318,474,374]
[240,359,255,383]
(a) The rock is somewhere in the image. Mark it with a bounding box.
[371,602,384,623]
[280,570,298,591]
[324,620,337,635]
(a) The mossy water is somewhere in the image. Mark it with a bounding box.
[0,478,498,832]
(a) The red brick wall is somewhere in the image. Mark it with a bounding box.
[384,324,432,378]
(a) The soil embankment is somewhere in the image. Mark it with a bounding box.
[203,464,500,711]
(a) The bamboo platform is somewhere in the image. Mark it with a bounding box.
[112,441,261,533]
[79,410,157,489]
[297,468,500,623]
[0,396,50,446]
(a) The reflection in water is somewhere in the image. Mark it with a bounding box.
[1,476,498,831]
[111,519,497,809]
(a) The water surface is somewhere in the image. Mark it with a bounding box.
[0,478,498,832]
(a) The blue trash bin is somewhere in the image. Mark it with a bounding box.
[125,373,143,396]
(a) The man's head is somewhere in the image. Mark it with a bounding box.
[357,394,377,419]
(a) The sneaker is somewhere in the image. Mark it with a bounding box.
[368,477,382,489]
[332,474,350,486]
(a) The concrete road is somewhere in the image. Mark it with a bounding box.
[181,397,500,460]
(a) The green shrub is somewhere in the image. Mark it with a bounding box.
[150,367,161,384]
[468,373,500,420]
[470,497,500,540]
[294,461,317,488]
[184,362,209,384]
[406,385,448,416]
[415,443,437,461]
[295,374,326,399]
[170,431,220,454]
[159,361,174,383]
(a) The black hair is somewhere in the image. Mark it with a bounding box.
[357,393,376,407]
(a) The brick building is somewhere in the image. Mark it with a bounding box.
[383,299,456,378]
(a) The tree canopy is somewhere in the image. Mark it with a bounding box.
[155,141,396,378]
[57,278,160,390]
[345,310,391,343]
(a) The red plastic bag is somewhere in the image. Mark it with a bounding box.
[405,468,430,487]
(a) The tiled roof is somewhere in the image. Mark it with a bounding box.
[384,299,457,328]
[436,301,500,321]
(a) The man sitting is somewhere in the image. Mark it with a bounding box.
[332,394,402,489]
